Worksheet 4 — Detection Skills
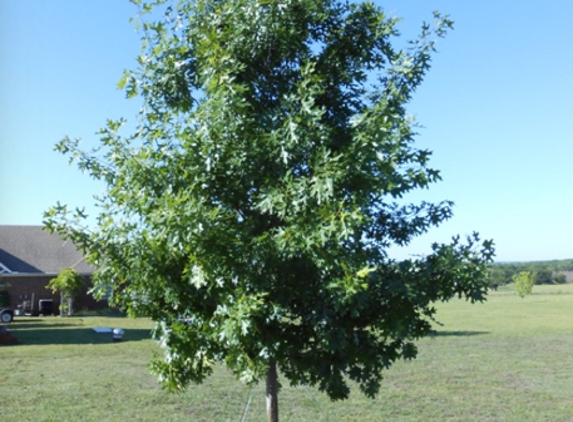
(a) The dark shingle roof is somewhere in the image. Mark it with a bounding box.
[0,226,93,274]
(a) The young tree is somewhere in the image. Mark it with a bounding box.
[44,1,494,420]
[513,271,534,298]
[47,267,85,316]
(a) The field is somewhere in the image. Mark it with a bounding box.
[2,284,573,421]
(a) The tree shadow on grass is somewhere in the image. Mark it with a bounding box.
[9,321,75,329]
[432,330,490,337]
[8,327,152,346]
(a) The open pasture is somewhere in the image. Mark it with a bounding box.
[2,284,573,421]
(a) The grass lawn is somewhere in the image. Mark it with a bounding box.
[2,283,573,421]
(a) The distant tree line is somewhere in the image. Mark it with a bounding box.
[489,259,573,288]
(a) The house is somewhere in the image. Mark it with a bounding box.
[0,225,106,315]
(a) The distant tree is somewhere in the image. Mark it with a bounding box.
[44,1,494,420]
[533,268,554,285]
[557,259,573,271]
[488,265,511,287]
[554,272,567,284]
[47,267,85,316]
[514,271,534,298]
[491,260,573,289]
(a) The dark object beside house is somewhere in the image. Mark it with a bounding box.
[38,299,54,316]
[0,225,107,314]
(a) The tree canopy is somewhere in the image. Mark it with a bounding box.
[488,260,572,287]
[45,0,494,419]
[47,267,85,316]
[513,271,534,298]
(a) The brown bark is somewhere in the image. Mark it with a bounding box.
[266,359,279,422]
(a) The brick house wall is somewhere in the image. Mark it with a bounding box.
[0,226,110,315]
[0,274,107,315]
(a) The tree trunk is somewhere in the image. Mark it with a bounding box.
[266,359,279,422]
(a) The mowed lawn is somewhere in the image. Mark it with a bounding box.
[2,284,573,421]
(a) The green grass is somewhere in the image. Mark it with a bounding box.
[2,284,573,421]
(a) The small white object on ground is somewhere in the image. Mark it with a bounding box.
[112,328,125,341]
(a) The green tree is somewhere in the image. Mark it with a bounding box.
[47,267,85,316]
[533,268,554,285]
[44,1,494,420]
[513,271,534,298]
[554,272,567,284]
[488,264,513,288]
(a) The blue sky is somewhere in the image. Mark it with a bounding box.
[1,1,572,263]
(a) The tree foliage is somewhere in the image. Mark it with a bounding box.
[47,267,85,316]
[44,0,494,412]
[533,268,554,285]
[513,271,534,298]
[489,260,572,287]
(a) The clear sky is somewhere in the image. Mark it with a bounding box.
[1,1,572,263]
